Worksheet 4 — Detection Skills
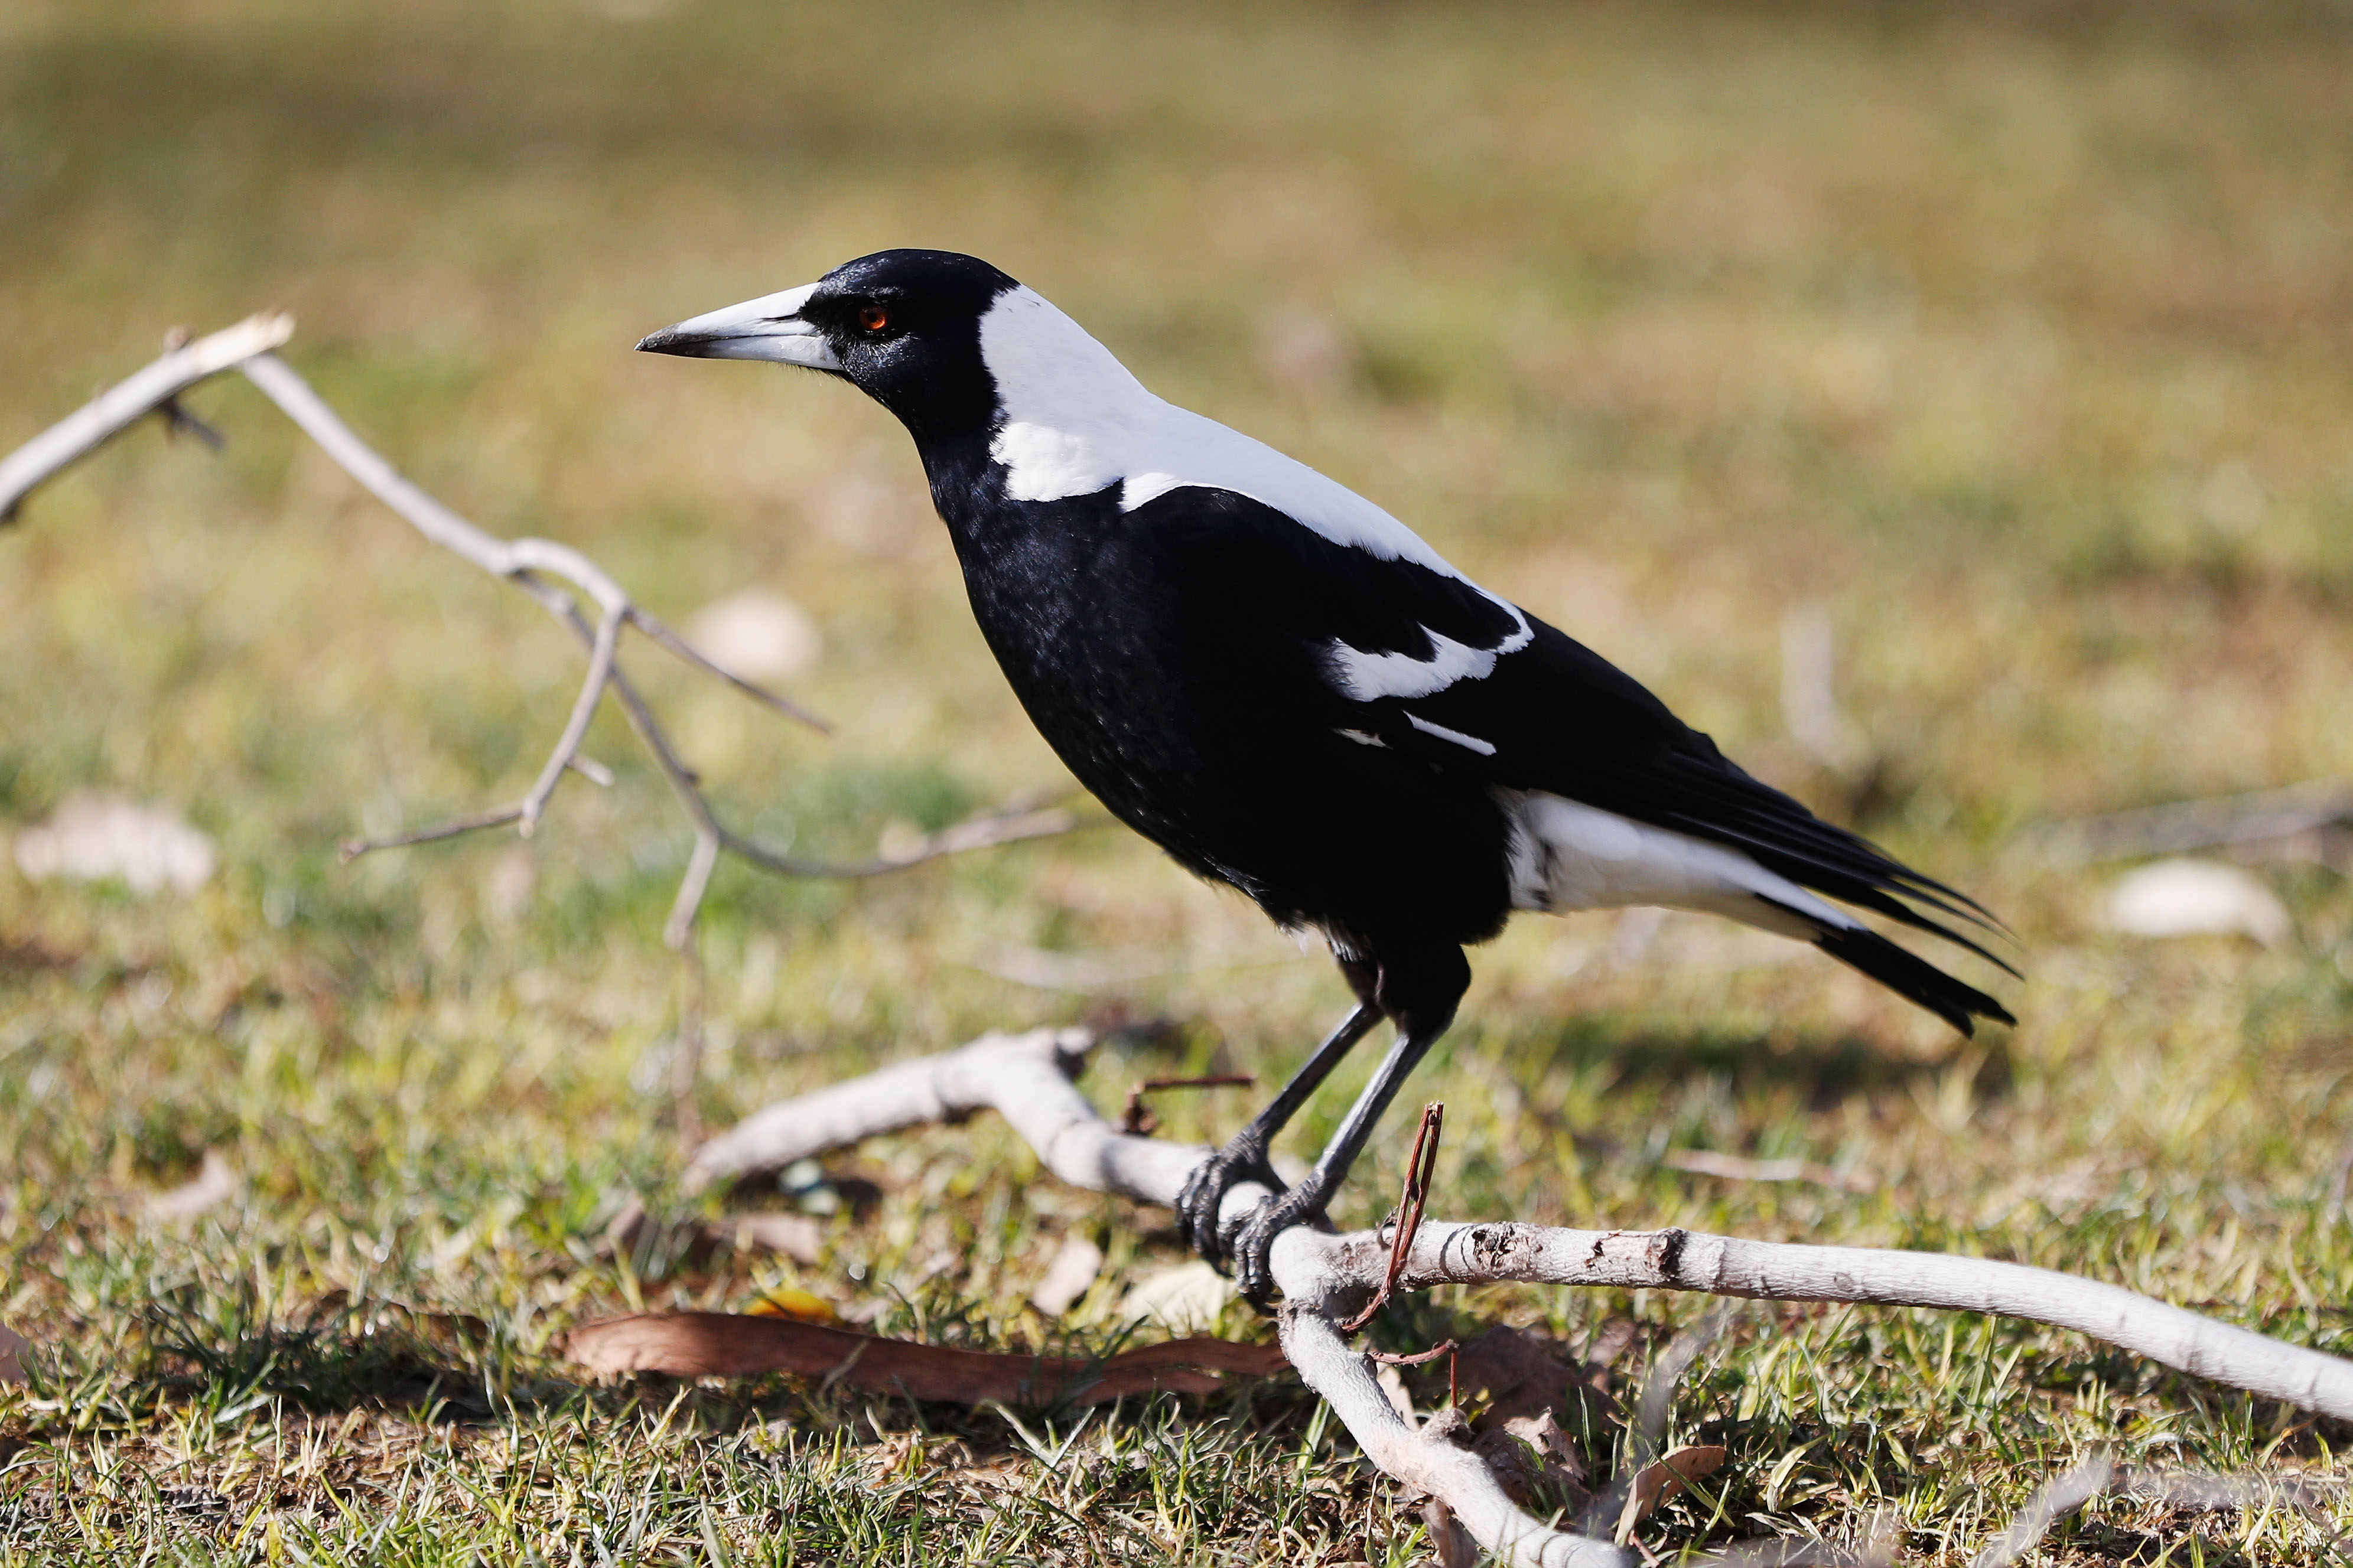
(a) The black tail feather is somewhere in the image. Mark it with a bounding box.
[1807,921,2016,1036]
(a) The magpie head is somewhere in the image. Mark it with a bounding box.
[637,249,1020,442]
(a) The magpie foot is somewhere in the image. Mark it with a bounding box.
[1174,1136,1284,1269]
[1231,1181,1330,1306]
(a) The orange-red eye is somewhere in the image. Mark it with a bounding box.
[858,305,890,332]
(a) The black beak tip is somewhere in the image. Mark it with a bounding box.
[636,327,698,356]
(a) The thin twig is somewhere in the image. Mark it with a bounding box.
[520,603,624,836]
[1368,1338,1461,1408]
[1340,1101,1443,1334]
[1121,1073,1257,1135]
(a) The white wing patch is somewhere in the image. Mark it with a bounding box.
[1405,712,1497,756]
[1497,789,1859,940]
[1327,611,1532,701]
[977,285,1534,702]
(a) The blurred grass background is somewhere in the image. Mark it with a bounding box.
[5,1,2353,1562]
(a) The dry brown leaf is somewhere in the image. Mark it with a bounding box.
[1457,1323,1613,1431]
[1474,1406,1593,1510]
[141,1150,237,1222]
[1423,1497,1480,1568]
[1616,1443,1728,1543]
[562,1311,1288,1406]
[0,1323,28,1386]
[1583,1318,1639,1370]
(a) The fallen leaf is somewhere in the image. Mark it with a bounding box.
[1375,1360,1416,1422]
[1118,1260,1231,1332]
[1583,1318,1639,1370]
[685,588,822,683]
[141,1150,237,1222]
[1423,1497,1479,1568]
[746,1287,838,1324]
[562,1312,1287,1406]
[1616,1443,1727,1543]
[14,791,216,895]
[603,1192,650,1254]
[724,1211,824,1264]
[1474,1406,1592,1511]
[1456,1324,1612,1431]
[1029,1234,1103,1317]
[0,1323,27,1386]
[2105,858,2290,946]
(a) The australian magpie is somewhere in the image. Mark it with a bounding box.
[640,249,2015,1303]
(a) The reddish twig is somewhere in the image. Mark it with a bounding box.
[1369,1336,1462,1408]
[1118,1073,1256,1135]
[1340,1101,1443,1334]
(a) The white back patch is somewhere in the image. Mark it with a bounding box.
[977,286,1462,576]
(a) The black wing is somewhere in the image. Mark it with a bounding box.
[1141,486,2013,981]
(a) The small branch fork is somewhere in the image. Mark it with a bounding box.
[692,1027,2353,1568]
[1119,1074,1255,1136]
[0,317,1075,952]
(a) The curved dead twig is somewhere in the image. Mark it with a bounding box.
[0,322,1077,954]
[692,1026,2353,1567]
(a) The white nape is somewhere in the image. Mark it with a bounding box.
[1498,790,1857,939]
[977,285,1532,697]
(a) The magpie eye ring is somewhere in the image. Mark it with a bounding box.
[858,305,890,332]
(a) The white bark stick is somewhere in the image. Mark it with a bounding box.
[0,312,293,521]
[695,1028,2353,1567]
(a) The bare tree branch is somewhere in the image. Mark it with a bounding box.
[0,313,293,521]
[0,322,1077,954]
[689,1028,2353,1566]
[2028,775,2353,865]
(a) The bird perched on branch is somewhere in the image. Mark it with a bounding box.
[640,250,2014,1303]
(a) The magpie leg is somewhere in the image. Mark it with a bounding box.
[1174,996,1382,1268]
[1229,945,1469,1306]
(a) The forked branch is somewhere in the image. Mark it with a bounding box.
[696,1027,2353,1567]
[0,321,1075,949]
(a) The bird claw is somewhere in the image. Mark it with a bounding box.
[1230,1184,1328,1306]
[1174,1139,1283,1269]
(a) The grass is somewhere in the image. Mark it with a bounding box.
[6,0,2353,1560]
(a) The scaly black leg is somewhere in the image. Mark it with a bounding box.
[1230,944,1469,1305]
[1174,1000,1382,1267]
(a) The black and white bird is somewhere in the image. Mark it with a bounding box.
[640,250,2014,1302]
